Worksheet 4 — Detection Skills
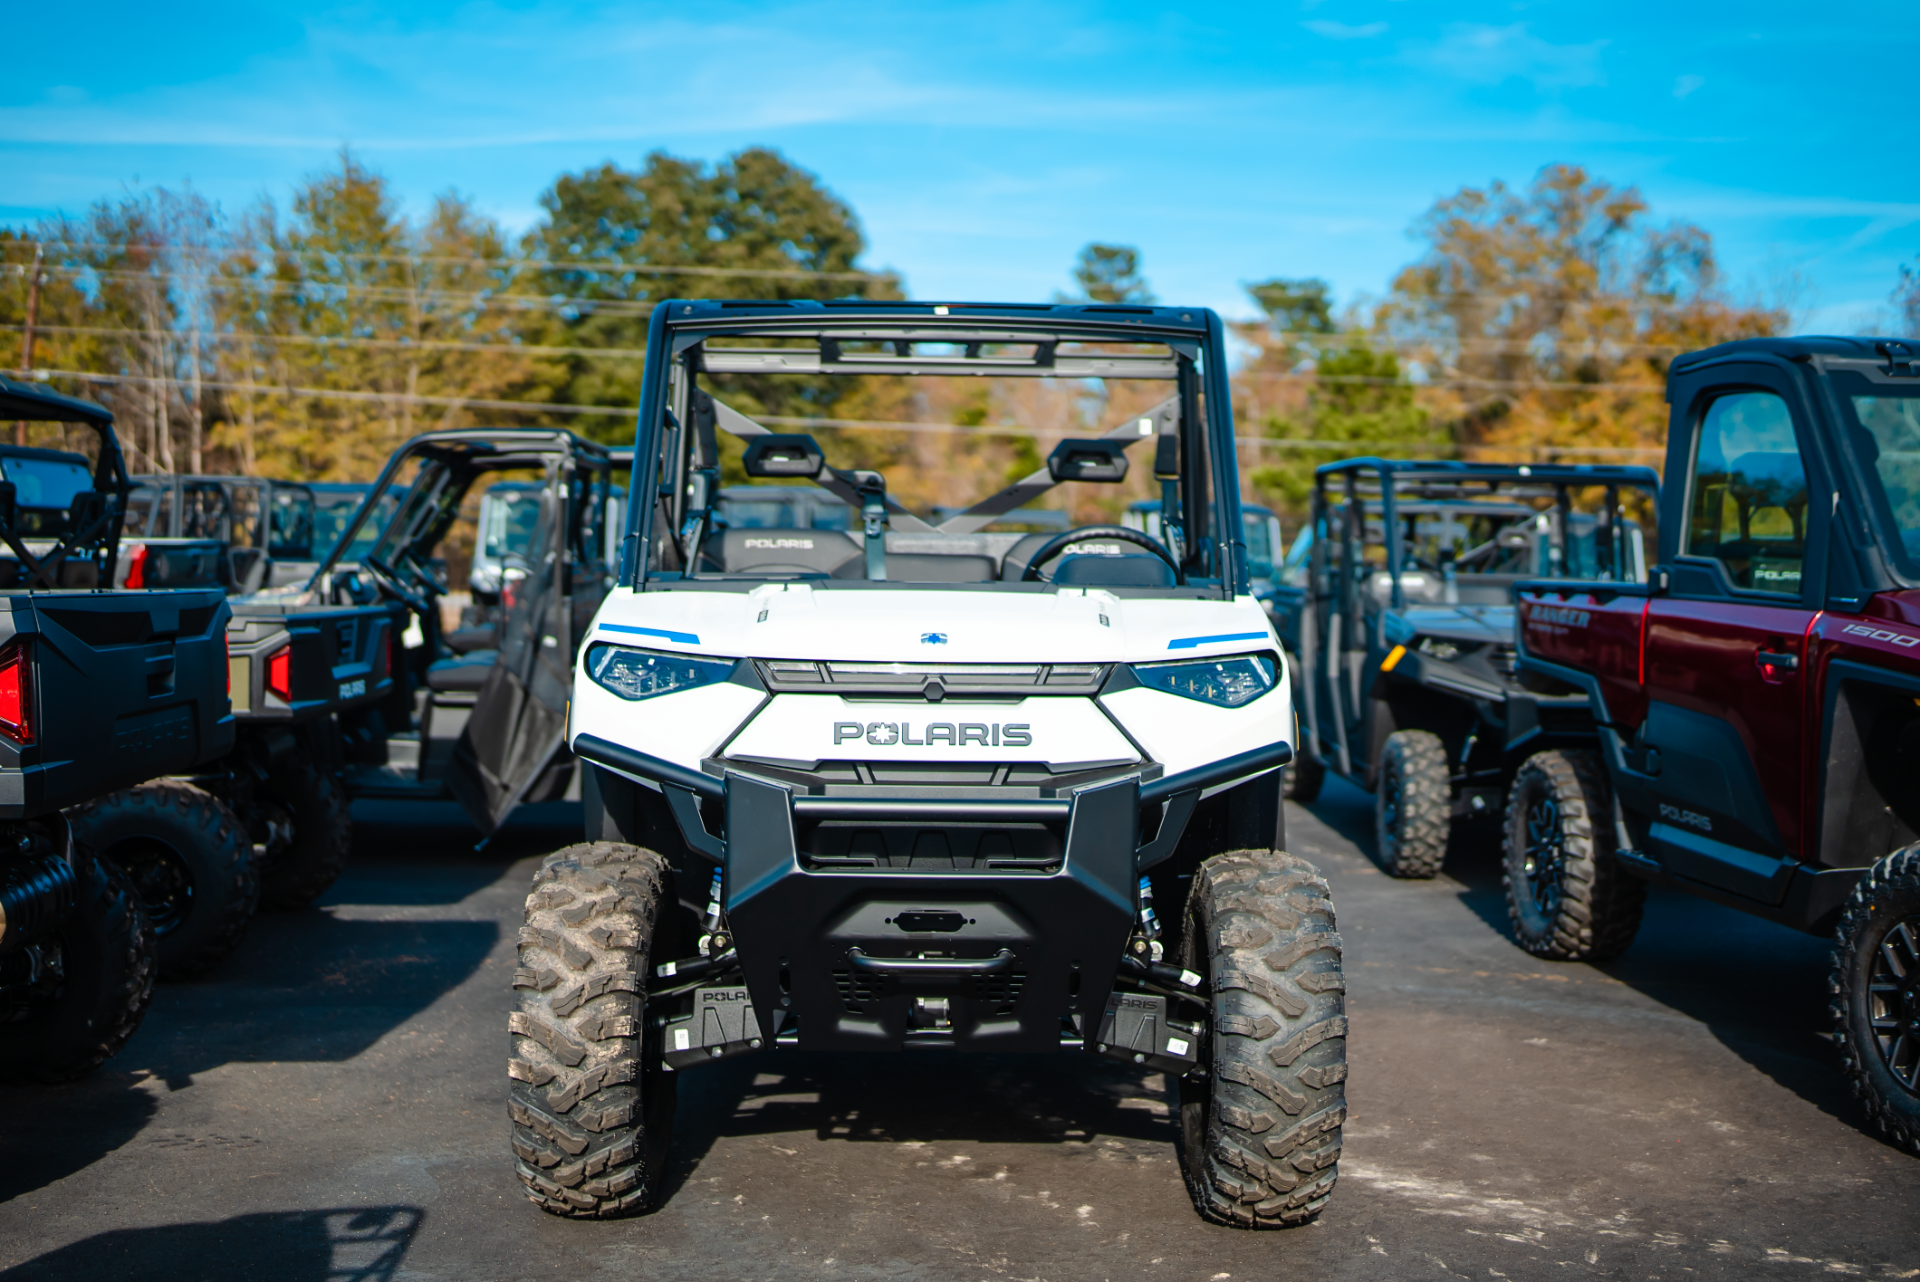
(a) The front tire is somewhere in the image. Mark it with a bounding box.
[72,781,257,981]
[1500,749,1645,961]
[0,852,156,1084]
[1174,848,1346,1228]
[1832,845,1920,1155]
[1375,730,1449,879]
[511,841,678,1217]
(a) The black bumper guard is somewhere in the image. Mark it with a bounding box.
[572,733,1290,1055]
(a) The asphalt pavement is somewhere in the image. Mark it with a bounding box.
[3,781,1918,1281]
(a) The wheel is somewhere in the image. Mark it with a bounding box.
[0,852,156,1084]
[1832,845,1920,1155]
[1500,749,1645,961]
[1374,730,1449,879]
[72,781,257,981]
[511,841,679,1217]
[1174,847,1345,1228]
[256,756,352,910]
[1282,754,1324,804]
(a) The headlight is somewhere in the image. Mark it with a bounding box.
[1133,652,1277,708]
[584,643,734,701]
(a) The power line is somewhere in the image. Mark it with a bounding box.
[2,242,894,282]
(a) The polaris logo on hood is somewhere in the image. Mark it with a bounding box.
[834,721,1032,748]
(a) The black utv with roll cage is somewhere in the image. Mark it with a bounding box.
[1283,458,1659,878]
[299,428,622,835]
[118,473,405,912]
[0,378,235,1079]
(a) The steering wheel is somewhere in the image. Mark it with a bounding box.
[361,554,433,616]
[1020,525,1183,584]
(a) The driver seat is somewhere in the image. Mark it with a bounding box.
[427,650,496,692]
[1052,553,1175,588]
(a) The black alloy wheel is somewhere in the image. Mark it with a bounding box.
[1522,793,1567,919]
[1867,915,1920,1092]
[113,841,194,938]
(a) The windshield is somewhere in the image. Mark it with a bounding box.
[0,454,92,510]
[311,486,396,562]
[1836,379,1920,576]
[479,485,544,562]
[642,312,1237,593]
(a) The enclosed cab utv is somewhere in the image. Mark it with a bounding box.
[122,473,315,592]
[1506,336,1920,1156]
[0,379,235,1080]
[511,300,1346,1229]
[1285,459,1658,878]
[300,429,621,834]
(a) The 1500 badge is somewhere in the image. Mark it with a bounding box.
[834,721,1032,747]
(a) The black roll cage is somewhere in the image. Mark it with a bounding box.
[1309,458,1663,613]
[619,300,1251,598]
[0,376,133,588]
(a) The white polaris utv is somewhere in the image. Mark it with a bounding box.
[509,301,1347,1228]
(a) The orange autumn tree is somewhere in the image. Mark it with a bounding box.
[1380,164,1786,466]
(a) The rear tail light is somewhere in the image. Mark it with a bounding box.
[267,647,292,702]
[0,641,32,744]
[124,543,149,589]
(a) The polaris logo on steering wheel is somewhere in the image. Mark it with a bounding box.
[834,721,1032,747]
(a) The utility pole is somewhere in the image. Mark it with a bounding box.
[16,244,44,446]
[189,326,204,473]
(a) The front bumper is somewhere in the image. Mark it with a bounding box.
[574,733,1290,1054]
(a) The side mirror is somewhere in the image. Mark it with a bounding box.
[1047,439,1129,484]
[743,434,825,479]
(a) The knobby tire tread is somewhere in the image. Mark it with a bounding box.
[1831,844,1920,1156]
[511,841,676,1218]
[1376,730,1449,880]
[0,852,156,1084]
[1176,847,1346,1228]
[1501,749,1645,962]
[258,756,352,910]
[72,780,257,981]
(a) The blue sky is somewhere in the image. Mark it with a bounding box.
[2,2,1915,331]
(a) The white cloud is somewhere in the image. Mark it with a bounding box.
[1411,23,1608,90]
[1302,20,1388,40]
[1673,73,1705,99]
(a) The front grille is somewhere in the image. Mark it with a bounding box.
[834,968,891,1012]
[972,970,1027,1015]
[713,756,1154,797]
[758,659,1107,697]
[803,821,1062,870]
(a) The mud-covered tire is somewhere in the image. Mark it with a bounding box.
[72,781,257,981]
[1375,730,1449,879]
[511,841,678,1218]
[0,852,156,1084]
[1282,754,1325,804]
[1831,845,1920,1155]
[256,756,352,910]
[1501,749,1645,962]
[1174,848,1346,1228]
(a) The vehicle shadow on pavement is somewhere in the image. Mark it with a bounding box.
[0,1205,423,1282]
[1425,803,1864,1134]
[657,1051,1177,1203]
[0,1072,157,1204]
[131,916,500,1083]
[1595,888,1862,1129]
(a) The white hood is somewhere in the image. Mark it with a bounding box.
[585,583,1277,665]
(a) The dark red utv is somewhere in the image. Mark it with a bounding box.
[1505,336,1920,1155]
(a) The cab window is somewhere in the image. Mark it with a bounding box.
[1684,392,1810,595]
